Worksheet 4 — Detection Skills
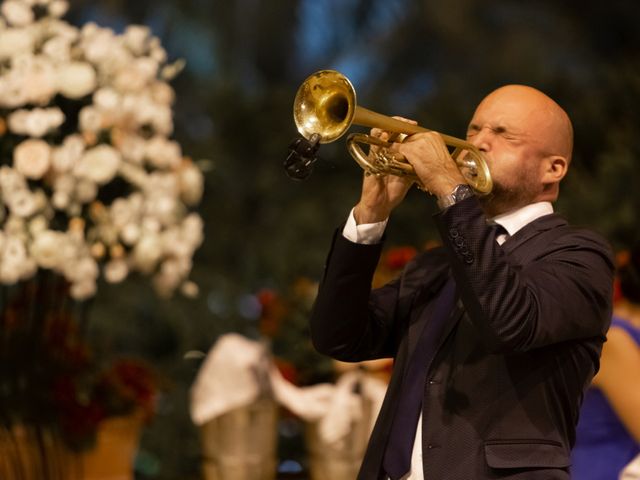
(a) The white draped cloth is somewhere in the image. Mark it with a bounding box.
[190,333,387,445]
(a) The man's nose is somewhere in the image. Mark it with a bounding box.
[470,127,493,152]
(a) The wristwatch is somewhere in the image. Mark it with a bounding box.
[437,184,474,209]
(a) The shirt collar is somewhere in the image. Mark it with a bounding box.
[489,202,554,237]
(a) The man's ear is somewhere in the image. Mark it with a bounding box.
[541,155,568,184]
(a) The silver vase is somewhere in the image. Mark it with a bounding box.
[200,397,278,480]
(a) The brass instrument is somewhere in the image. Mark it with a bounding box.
[291,69,493,194]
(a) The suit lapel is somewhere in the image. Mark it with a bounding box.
[502,213,567,255]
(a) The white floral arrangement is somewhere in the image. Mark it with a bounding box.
[0,0,205,299]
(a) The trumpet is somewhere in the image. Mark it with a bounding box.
[288,69,492,194]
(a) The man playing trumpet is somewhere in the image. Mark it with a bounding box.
[309,84,614,479]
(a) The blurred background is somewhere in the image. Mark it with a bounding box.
[6,0,640,478]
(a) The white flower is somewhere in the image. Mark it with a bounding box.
[1,1,35,27]
[116,133,146,164]
[110,197,137,228]
[117,57,159,92]
[42,36,72,62]
[45,18,78,42]
[150,105,173,135]
[148,171,178,194]
[56,62,97,99]
[147,194,178,225]
[104,258,128,283]
[132,233,162,273]
[52,190,70,209]
[75,179,97,204]
[183,213,204,247]
[8,110,34,135]
[48,0,69,19]
[53,173,74,194]
[123,25,150,56]
[150,81,175,105]
[149,37,167,64]
[120,222,140,245]
[78,106,104,132]
[0,236,28,283]
[19,258,38,281]
[28,215,48,235]
[0,76,28,108]
[64,255,99,284]
[22,56,58,105]
[153,258,190,298]
[30,229,65,268]
[51,134,85,172]
[70,280,96,300]
[145,136,181,169]
[4,215,26,237]
[181,280,199,298]
[13,139,51,179]
[161,227,191,258]
[93,87,120,111]
[6,189,39,218]
[161,59,185,81]
[8,107,65,137]
[75,145,121,184]
[0,166,27,193]
[0,28,35,60]
[179,161,204,205]
[141,216,161,233]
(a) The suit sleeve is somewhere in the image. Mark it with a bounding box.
[435,196,615,353]
[309,228,407,362]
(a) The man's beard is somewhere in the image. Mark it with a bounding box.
[478,169,540,217]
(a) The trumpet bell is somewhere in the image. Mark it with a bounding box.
[293,70,357,144]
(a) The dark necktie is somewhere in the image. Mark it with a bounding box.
[382,277,457,480]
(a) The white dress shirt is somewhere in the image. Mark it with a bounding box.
[342,201,554,480]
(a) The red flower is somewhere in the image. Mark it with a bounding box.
[98,358,160,422]
[274,358,298,385]
[383,246,417,271]
[257,288,287,337]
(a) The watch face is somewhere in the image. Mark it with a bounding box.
[453,184,473,201]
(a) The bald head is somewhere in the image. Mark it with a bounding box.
[477,84,573,163]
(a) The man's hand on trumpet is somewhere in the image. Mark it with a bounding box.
[353,119,416,225]
[397,131,467,201]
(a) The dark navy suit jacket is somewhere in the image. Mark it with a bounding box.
[310,196,614,480]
